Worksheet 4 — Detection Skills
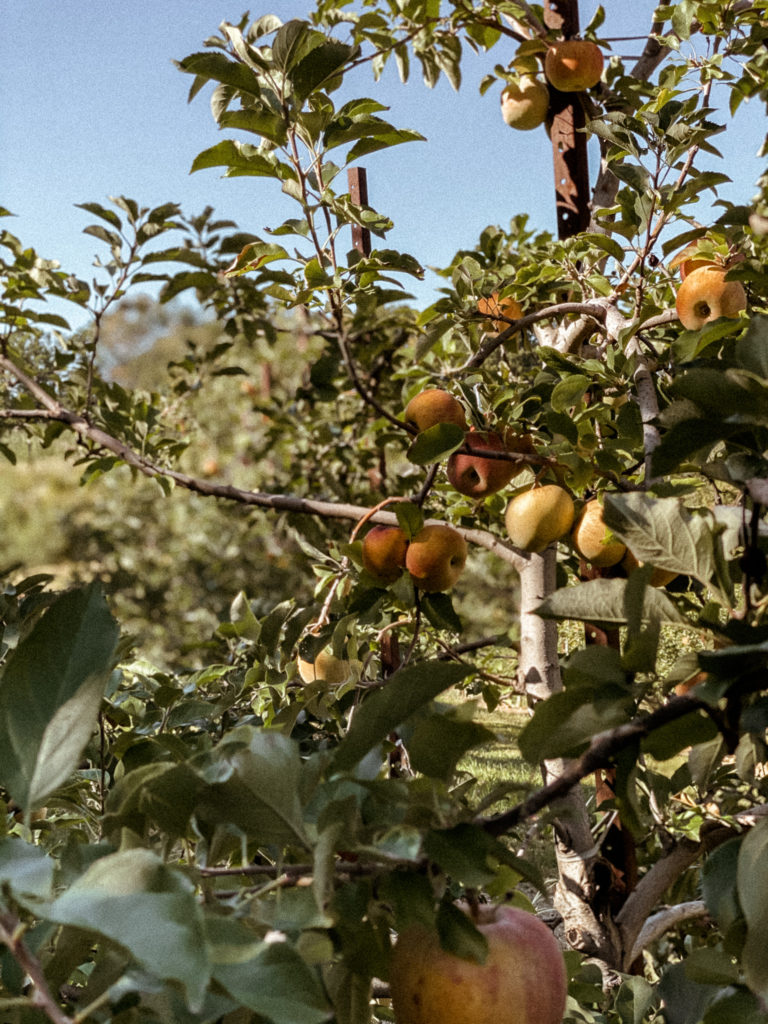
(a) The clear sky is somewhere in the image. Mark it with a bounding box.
[1,1,765,329]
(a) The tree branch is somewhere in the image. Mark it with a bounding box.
[0,912,74,1024]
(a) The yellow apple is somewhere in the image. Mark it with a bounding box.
[544,39,604,92]
[389,902,567,1024]
[297,648,359,685]
[500,75,550,131]
[447,430,519,498]
[361,524,409,584]
[571,499,626,568]
[405,389,468,433]
[405,524,467,592]
[675,265,747,330]
[504,485,575,553]
[477,292,523,333]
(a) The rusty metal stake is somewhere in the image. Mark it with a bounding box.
[544,0,591,238]
[347,167,372,257]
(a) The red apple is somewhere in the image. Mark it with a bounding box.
[389,902,567,1024]
[447,431,517,498]
[544,39,603,92]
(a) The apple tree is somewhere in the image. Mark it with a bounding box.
[2,1,768,1022]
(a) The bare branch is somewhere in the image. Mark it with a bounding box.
[0,912,74,1024]
[626,900,709,967]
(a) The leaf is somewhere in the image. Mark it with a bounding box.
[518,688,633,762]
[207,916,332,1024]
[0,837,55,908]
[174,51,261,96]
[195,725,308,846]
[190,140,282,178]
[436,901,487,963]
[291,40,356,100]
[703,837,743,932]
[218,108,288,146]
[48,849,209,1011]
[223,240,289,277]
[332,661,473,772]
[406,422,465,465]
[420,592,463,633]
[603,493,715,586]
[535,577,687,628]
[738,818,768,1002]
[406,711,494,780]
[0,583,118,812]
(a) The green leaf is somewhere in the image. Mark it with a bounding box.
[519,687,634,762]
[195,725,308,845]
[223,240,289,278]
[174,51,261,96]
[190,140,284,178]
[291,40,356,100]
[406,710,494,780]
[48,849,210,1011]
[535,577,687,628]
[738,818,768,1002]
[218,108,288,145]
[272,20,323,74]
[0,583,118,812]
[0,837,55,908]
[394,502,424,539]
[406,422,465,465]
[603,493,715,587]
[332,661,473,772]
[615,975,657,1024]
[703,837,743,932]
[435,901,487,963]
[420,592,463,633]
[207,916,332,1024]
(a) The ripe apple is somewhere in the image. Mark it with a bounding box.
[675,265,746,330]
[405,524,467,592]
[504,485,575,553]
[500,75,550,131]
[447,430,517,498]
[389,902,567,1024]
[405,389,468,433]
[362,524,409,584]
[621,548,678,588]
[477,292,523,333]
[297,648,359,685]
[571,499,626,568]
[544,39,604,92]
[202,457,220,477]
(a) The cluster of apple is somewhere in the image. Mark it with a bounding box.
[672,240,747,330]
[500,38,604,132]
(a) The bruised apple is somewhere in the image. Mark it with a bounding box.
[544,39,603,92]
[447,430,518,498]
[389,903,567,1024]
[477,292,523,333]
[362,524,408,584]
[405,389,468,433]
[675,266,746,330]
[571,499,626,568]
[405,524,467,592]
[505,485,575,553]
[500,75,550,131]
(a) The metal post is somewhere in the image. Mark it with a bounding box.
[347,167,372,257]
[544,1,591,238]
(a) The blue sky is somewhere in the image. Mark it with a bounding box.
[1,1,765,328]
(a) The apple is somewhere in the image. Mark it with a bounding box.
[447,430,518,498]
[362,524,409,584]
[544,39,604,92]
[405,389,468,433]
[504,485,575,553]
[389,902,567,1024]
[297,648,359,685]
[571,499,626,568]
[675,265,746,330]
[201,457,220,476]
[477,292,523,333]
[405,524,467,592]
[621,548,677,588]
[500,75,550,131]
